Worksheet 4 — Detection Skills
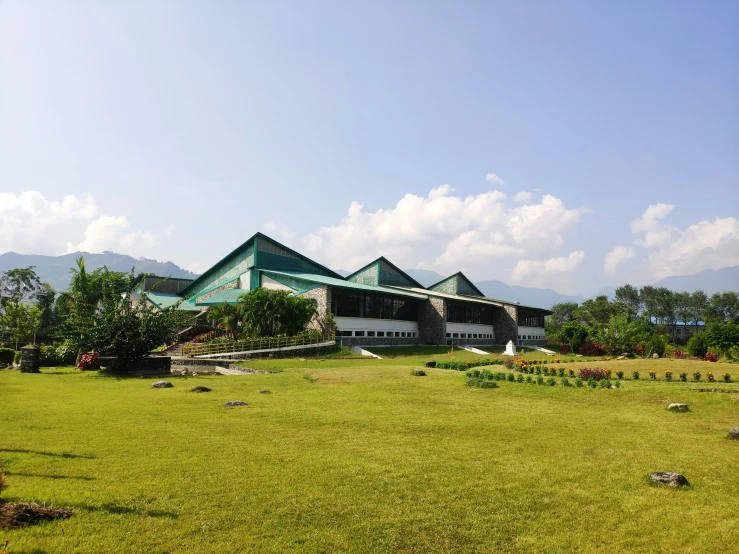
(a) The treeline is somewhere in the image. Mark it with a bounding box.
[545,285,739,359]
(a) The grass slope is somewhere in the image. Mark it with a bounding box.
[1,358,738,553]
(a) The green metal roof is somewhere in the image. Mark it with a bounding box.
[345,256,425,289]
[195,288,250,306]
[145,291,201,312]
[261,270,429,299]
[428,272,485,297]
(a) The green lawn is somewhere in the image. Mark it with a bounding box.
[1,358,738,553]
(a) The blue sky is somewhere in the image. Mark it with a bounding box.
[1,0,737,294]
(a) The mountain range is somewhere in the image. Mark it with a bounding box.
[1,251,736,310]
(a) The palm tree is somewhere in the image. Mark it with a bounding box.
[207,303,242,340]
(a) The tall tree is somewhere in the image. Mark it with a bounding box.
[0,267,42,308]
[614,284,642,320]
[705,291,739,323]
[207,303,242,340]
[690,290,709,325]
[576,295,621,329]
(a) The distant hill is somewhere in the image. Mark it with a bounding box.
[653,266,739,295]
[0,251,198,292]
[403,269,586,309]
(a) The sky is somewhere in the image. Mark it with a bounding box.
[1,0,737,295]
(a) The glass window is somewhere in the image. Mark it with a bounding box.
[331,289,418,321]
[453,333,459,338]
[367,331,375,337]
[395,332,400,337]
[338,330,352,337]
[355,331,365,337]
[446,333,451,338]
[376,331,385,337]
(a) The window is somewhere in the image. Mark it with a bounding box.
[355,331,365,337]
[446,301,494,324]
[517,308,546,327]
[395,332,400,337]
[401,332,406,337]
[446,333,451,338]
[338,330,352,337]
[367,331,375,337]
[376,331,385,337]
[461,333,467,338]
[332,289,419,321]
[453,333,459,338]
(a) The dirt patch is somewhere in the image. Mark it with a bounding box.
[0,500,73,529]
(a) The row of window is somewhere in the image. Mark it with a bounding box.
[446,333,493,339]
[517,308,546,328]
[518,334,544,340]
[446,301,494,324]
[331,290,419,321]
[337,330,417,338]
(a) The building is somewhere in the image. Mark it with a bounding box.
[143,233,551,347]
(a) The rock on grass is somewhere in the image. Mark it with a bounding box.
[728,427,739,440]
[151,381,173,389]
[189,386,211,393]
[649,472,689,487]
[667,403,689,412]
[224,400,248,407]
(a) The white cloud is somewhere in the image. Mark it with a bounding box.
[513,191,532,203]
[485,173,506,186]
[296,185,587,287]
[630,203,677,247]
[0,190,163,258]
[0,191,97,254]
[604,245,636,275]
[512,251,585,281]
[647,217,739,279]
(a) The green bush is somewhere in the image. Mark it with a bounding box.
[479,380,499,389]
[13,351,21,364]
[546,377,556,386]
[561,377,571,387]
[39,345,61,367]
[506,373,515,382]
[466,378,480,387]
[599,379,612,389]
[588,378,597,388]
[574,377,583,388]
[410,369,426,376]
[0,347,15,366]
[525,375,533,384]
[535,375,544,385]
[516,374,524,383]
[632,371,640,380]
[687,332,709,358]
[648,334,668,357]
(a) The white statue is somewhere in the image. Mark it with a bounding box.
[503,340,517,356]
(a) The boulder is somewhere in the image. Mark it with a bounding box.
[151,381,173,388]
[189,386,211,393]
[649,472,689,487]
[224,400,248,407]
[667,403,689,412]
[728,427,739,440]
[652,352,660,359]
[424,361,437,368]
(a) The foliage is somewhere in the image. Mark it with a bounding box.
[0,266,42,307]
[238,288,316,337]
[559,345,571,355]
[574,377,583,387]
[561,321,588,354]
[704,291,739,324]
[705,321,739,355]
[679,371,687,382]
[578,367,608,381]
[577,341,605,356]
[206,303,242,340]
[664,370,672,381]
[632,371,640,380]
[576,295,624,330]
[647,334,668,357]
[674,349,685,359]
[595,314,651,355]
[614,284,642,320]
[692,371,701,382]
[76,352,100,371]
[38,342,77,367]
[704,352,718,362]
[0,347,15,366]
[0,303,44,349]
[410,369,426,376]
[687,332,709,358]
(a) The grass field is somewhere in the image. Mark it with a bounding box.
[1,355,738,553]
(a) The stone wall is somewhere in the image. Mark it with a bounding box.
[492,305,518,345]
[419,297,446,345]
[196,280,238,303]
[300,285,332,332]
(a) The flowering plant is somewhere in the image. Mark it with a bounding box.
[615,370,624,380]
[674,349,685,359]
[76,352,100,371]
[649,370,657,380]
[578,341,606,357]
[632,371,640,380]
[692,371,701,382]
[664,370,673,381]
[705,352,719,362]
[707,371,715,382]
[679,371,688,382]
[723,373,732,383]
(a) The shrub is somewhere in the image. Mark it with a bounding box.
[649,370,657,380]
[648,334,668,358]
[535,367,542,375]
[516,373,524,383]
[542,368,549,376]
[616,370,624,380]
[632,371,640,380]
[599,379,612,389]
[479,380,499,389]
[578,367,608,381]
[614,381,621,389]
[466,378,480,387]
[664,370,673,381]
[506,373,515,382]
[558,368,565,377]
[687,332,709,358]
[559,345,571,355]
[635,340,647,356]
[546,377,556,386]
[0,347,15,366]
[466,369,481,378]
[480,369,493,380]
[568,369,575,378]
[604,368,612,379]
[76,352,100,371]
[692,371,701,382]
[663,344,676,358]
[674,349,685,359]
[561,377,571,387]
[578,341,605,356]
[411,369,426,376]
[588,378,597,388]
[679,371,688,382]
[536,375,544,385]
[39,345,61,367]
[723,373,732,383]
[13,351,21,364]
[525,375,533,384]
[705,352,719,362]
[707,371,715,382]
[555,358,561,363]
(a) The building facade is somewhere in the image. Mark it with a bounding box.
[146,233,551,346]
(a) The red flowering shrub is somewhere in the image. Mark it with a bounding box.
[578,341,605,356]
[704,352,719,362]
[578,367,608,381]
[674,349,685,359]
[635,341,647,356]
[76,352,100,371]
[559,345,572,355]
